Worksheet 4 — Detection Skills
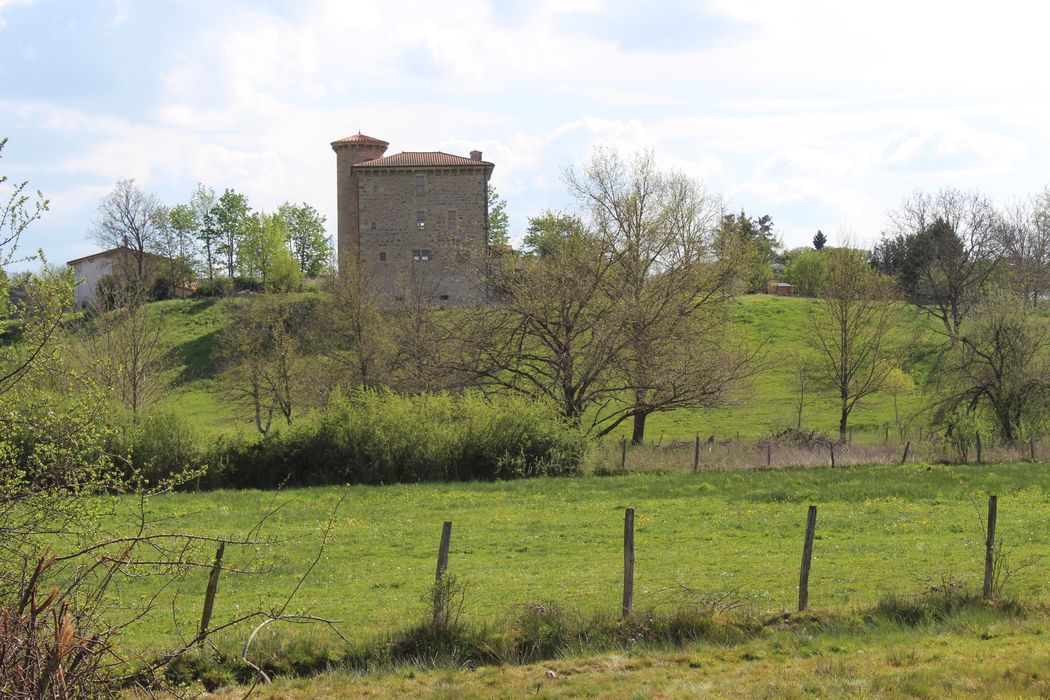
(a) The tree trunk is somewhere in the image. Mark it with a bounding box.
[631,413,647,446]
[839,396,849,443]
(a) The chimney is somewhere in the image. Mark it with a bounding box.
[470,150,482,161]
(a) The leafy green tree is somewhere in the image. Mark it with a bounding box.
[785,249,828,296]
[190,183,218,281]
[522,210,586,257]
[151,203,198,294]
[237,213,302,291]
[813,230,827,250]
[717,210,780,292]
[212,188,252,278]
[487,185,509,249]
[277,201,330,277]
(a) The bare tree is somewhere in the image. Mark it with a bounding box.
[1000,189,1050,307]
[933,291,1050,444]
[453,212,626,426]
[878,188,1002,339]
[808,246,903,442]
[93,179,162,281]
[74,285,170,422]
[320,255,392,389]
[564,148,757,443]
[220,298,313,434]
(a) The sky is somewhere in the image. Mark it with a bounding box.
[3,0,1050,269]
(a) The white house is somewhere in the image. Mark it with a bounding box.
[66,246,169,308]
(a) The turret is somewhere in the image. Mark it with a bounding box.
[331,132,389,266]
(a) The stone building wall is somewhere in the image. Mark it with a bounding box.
[355,166,489,304]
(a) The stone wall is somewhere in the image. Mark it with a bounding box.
[356,166,489,304]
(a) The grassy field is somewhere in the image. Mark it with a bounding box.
[199,609,1050,698]
[133,293,940,443]
[98,461,1050,661]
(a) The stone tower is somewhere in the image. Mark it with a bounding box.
[330,132,389,263]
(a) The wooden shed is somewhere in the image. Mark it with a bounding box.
[766,281,794,296]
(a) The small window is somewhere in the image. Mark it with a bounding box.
[415,175,424,195]
[447,210,457,229]
[416,211,426,230]
[412,248,432,262]
[439,294,449,301]
[379,251,387,262]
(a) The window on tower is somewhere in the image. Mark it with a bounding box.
[447,210,457,229]
[412,248,432,262]
[416,211,426,229]
[415,175,424,195]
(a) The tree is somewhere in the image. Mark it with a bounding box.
[999,190,1050,307]
[321,256,392,389]
[152,203,198,295]
[191,183,219,281]
[74,285,170,422]
[813,230,827,250]
[454,214,624,425]
[807,247,903,441]
[212,188,252,278]
[237,212,300,291]
[487,185,510,249]
[784,249,828,297]
[220,298,313,433]
[933,292,1050,444]
[277,201,331,277]
[716,210,780,293]
[883,367,915,438]
[564,147,756,443]
[875,188,1003,339]
[92,178,162,281]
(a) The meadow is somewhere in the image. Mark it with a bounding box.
[105,460,1050,663]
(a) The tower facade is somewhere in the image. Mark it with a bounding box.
[331,133,390,263]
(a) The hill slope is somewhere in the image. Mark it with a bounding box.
[129,293,938,443]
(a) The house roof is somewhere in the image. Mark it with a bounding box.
[330,132,389,148]
[66,246,170,267]
[353,151,494,169]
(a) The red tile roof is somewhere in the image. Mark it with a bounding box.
[331,132,389,147]
[354,151,494,168]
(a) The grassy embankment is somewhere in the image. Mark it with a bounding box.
[199,610,1050,698]
[104,461,1050,660]
[141,293,940,444]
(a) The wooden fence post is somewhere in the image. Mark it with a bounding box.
[1030,438,1036,462]
[983,496,997,599]
[767,442,772,467]
[693,433,700,472]
[829,443,836,468]
[901,441,911,464]
[434,521,452,624]
[198,541,225,644]
[798,505,818,612]
[976,432,982,464]
[620,438,627,471]
[622,508,635,618]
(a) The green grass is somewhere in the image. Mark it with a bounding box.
[99,293,943,443]
[98,462,1050,659]
[197,609,1050,698]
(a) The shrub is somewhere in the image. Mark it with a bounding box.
[109,409,204,484]
[192,277,234,298]
[201,390,587,489]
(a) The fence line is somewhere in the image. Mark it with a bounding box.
[596,435,1044,472]
[415,496,1003,624]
